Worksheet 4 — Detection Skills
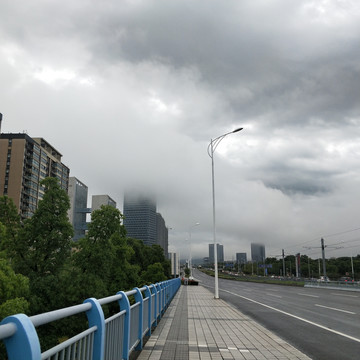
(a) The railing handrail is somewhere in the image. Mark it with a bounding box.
[30,302,92,328]
[0,323,16,340]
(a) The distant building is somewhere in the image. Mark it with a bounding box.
[209,243,224,264]
[0,132,69,219]
[156,213,168,257]
[251,243,265,262]
[236,252,247,264]
[68,181,117,240]
[123,193,157,246]
[168,252,180,277]
[68,177,90,241]
[92,194,116,211]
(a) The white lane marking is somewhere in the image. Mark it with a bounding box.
[331,293,358,298]
[298,293,319,298]
[202,284,360,344]
[315,304,356,315]
[265,293,282,298]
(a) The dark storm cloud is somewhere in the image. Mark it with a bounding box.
[260,165,337,195]
[66,0,360,154]
[1,0,360,259]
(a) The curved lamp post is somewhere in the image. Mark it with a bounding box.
[207,127,243,299]
[189,222,200,279]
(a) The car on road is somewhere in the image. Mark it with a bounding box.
[318,276,330,282]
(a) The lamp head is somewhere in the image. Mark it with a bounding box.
[232,127,243,133]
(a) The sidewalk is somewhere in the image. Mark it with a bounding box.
[137,285,311,360]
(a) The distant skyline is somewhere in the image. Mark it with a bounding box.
[1,1,360,260]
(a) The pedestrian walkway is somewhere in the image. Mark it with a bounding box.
[137,285,311,360]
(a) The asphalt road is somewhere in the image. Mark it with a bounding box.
[192,269,360,360]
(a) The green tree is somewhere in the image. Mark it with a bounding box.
[0,257,30,359]
[126,239,170,281]
[3,178,73,318]
[108,232,140,294]
[0,258,30,320]
[72,205,131,299]
[8,178,73,279]
[0,196,21,253]
[73,205,125,275]
[141,262,167,284]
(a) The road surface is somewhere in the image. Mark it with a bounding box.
[192,269,360,360]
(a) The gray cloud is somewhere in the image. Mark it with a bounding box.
[1,0,360,261]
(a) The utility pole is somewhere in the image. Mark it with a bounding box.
[282,249,286,277]
[321,238,327,278]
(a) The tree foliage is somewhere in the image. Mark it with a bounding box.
[7,178,73,279]
[0,258,29,320]
[0,196,21,253]
[0,190,170,323]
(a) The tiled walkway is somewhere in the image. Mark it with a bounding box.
[138,286,311,360]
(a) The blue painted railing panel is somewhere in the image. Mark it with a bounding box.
[0,278,181,360]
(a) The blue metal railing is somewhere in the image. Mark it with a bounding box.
[0,278,181,360]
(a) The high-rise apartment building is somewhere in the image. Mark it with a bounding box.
[209,243,224,264]
[0,133,69,219]
[91,194,116,211]
[251,243,266,263]
[68,177,90,241]
[123,193,157,246]
[156,213,168,257]
[236,252,247,264]
[68,181,118,241]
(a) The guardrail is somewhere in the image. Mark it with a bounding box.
[305,279,360,292]
[0,277,181,360]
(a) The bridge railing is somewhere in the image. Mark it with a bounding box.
[304,279,360,291]
[0,277,181,360]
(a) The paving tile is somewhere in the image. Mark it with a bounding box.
[137,285,312,360]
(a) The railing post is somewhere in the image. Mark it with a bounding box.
[166,280,170,306]
[155,283,161,320]
[163,281,168,308]
[117,291,131,360]
[0,314,41,360]
[143,285,152,336]
[133,287,143,351]
[160,283,165,314]
[150,284,157,327]
[83,298,105,360]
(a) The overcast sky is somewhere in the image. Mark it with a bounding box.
[1,0,360,262]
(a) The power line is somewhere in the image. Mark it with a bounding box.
[322,227,360,239]
[275,226,360,256]
[327,237,360,247]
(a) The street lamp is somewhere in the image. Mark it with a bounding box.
[189,222,200,279]
[207,127,243,299]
